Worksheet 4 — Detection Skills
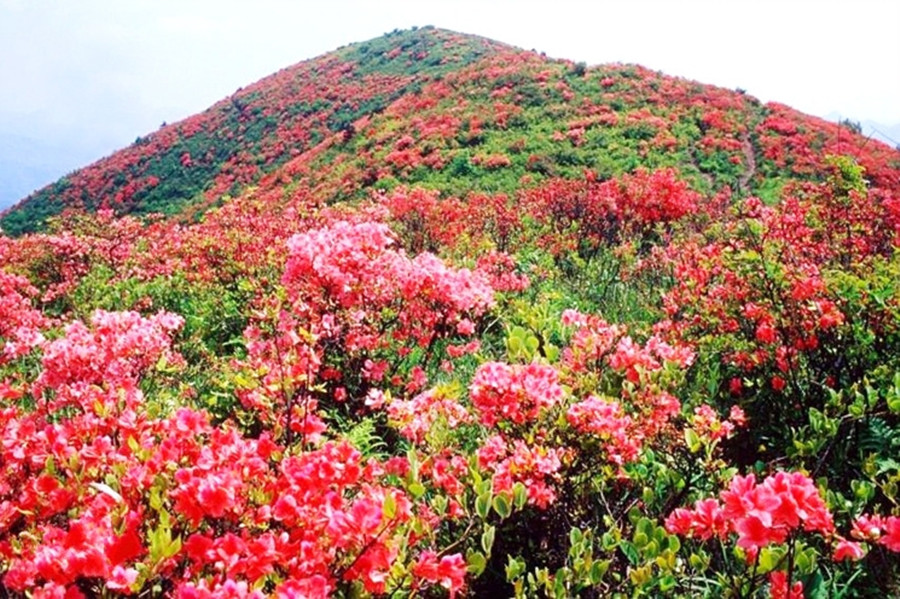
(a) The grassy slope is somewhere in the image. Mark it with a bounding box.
[3,27,898,236]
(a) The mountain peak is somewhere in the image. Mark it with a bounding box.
[2,27,898,235]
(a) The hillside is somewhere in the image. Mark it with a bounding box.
[1,27,510,235]
[4,26,898,235]
[1,27,900,597]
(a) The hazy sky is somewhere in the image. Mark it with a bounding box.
[1,0,898,206]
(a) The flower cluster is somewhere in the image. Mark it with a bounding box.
[477,435,565,508]
[691,404,747,442]
[0,270,47,363]
[412,551,467,598]
[34,310,184,401]
[387,387,472,445]
[851,514,900,552]
[666,471,834,552]
[469,361,564,427]
[565,395,638,464]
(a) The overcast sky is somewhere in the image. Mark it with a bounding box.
[1,0,898,207]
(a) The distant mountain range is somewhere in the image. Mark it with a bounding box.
[823,113,900,149]
[860,120,900,148]
[0,132,110,211]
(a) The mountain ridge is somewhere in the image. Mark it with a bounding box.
[1,27,509,233]
[3,25,898,236]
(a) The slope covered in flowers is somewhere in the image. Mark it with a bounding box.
[0,28,508,235]
[1,27,900,598]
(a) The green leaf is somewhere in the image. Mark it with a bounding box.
[510,326,528,340]
[506,556,526,582]
[851,479,874,502]
[758,547,782,573]
[809,407,822,433]
[431,495,448,515]
[408,481,426,499]
[165,535,182,559]
[636,518,653,537]
[684,428,702,453]
[148,513,181,564]
[887,393,900,414]
[553,568,566,598]
[569,527,583,548]
[469,458,483,487]
[493,493,512,519]
[232,372,257,389]
[513,482,528,509]
[659,574,677,592]
[876,457,900,474]
[467,550,487,575]
[795,546,818,574]
[805,570,826,599]
[601,531,619,551]
[589,560,609,584]
[481,524,496,555]
[383,492,397,519]
[572,557,585,575]
[149,486,164,512]
[619,541,639,565]
[407,447,420,481]
[545,343,560,363]
[476,492,491,520]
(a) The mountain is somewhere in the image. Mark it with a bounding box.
[4,26,898,236]
[824,112,900,149]
[861,120,900,148]
[0,27,509,234]
[2,27,900,597]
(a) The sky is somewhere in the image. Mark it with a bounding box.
[1,0,898,208]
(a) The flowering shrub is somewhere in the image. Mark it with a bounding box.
[0,270,47,363]
[666,472,834,550]
[0,307,476,597]
[666,472,900,597]
[470,361,563,427]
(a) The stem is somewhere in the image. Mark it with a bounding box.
[437,519,477,557]
[273,335,295,446]
[334,516,397,580]
[786,537,795,599]
[744,550,760,599]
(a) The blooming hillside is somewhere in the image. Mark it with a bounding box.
[1,26,900,597]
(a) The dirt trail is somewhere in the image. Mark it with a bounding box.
[739,132,757,193]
